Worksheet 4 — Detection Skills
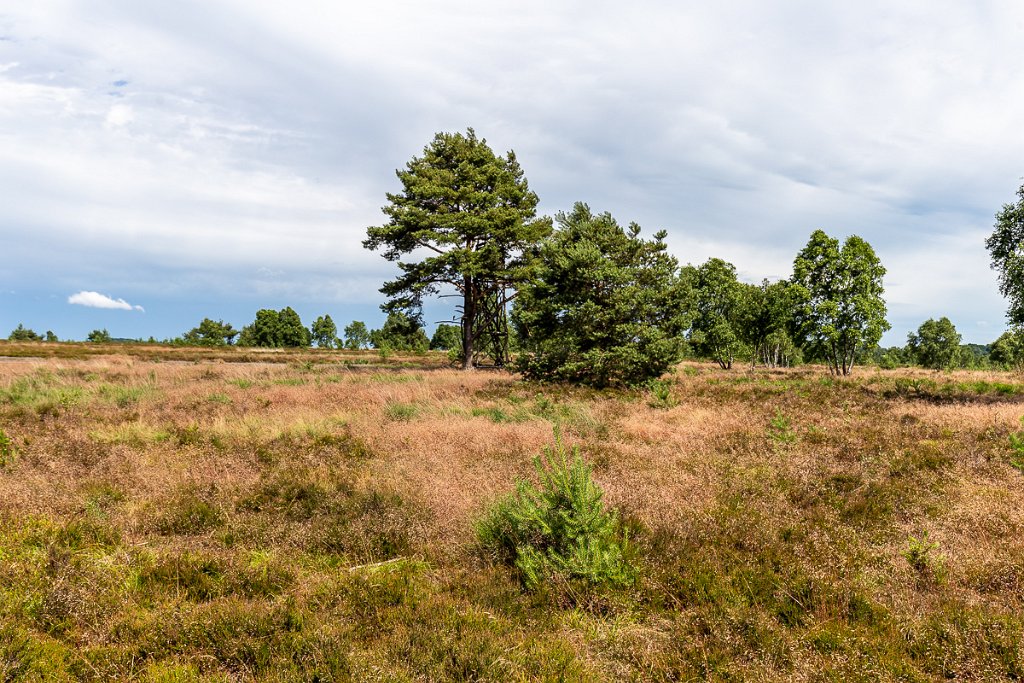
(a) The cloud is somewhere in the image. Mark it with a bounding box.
[68,291,144,312]
[2,2,1024,344]
[105,103,134,127]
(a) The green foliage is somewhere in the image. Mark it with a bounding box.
[8,323,43,342]
[310,314,338,348]
[429,323,462,351]
[990,329,1024,371]
[45,330,58,342]
[182,318,238,346]
[342,320,371,350]
[986,182,1024,326]
[0,623,75,680]
[513,203,690,387]
[237,307,310,348]
[791,230,889,375]
[0,427,16,468]
[277,307,310,347]
[1008,416,1024,472]
[874,345,911,369]
[369,312,429,352]
[904,531,944,582]
[906,317,961,370]
[476,436,633,592]
[384,401,419,422]
[739,279,801,367]
[648,378,676,408]
[955,343,992,369]
[767,410,797,445]
[687,258,748,369]
[87,328,112,343]
[364,128,552,369]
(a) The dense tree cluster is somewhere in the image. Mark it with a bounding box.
[182,318,238,346]
[369,312,429,352]
[360,129,901,384]
[236,308,310,348]
[513,203,689,387]
[8,324,43,342]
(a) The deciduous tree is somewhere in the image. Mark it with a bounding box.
[791,230,889,375]
[182,318,238,346]
[738,279,800,368]
[906,317,961,370]
[310,315,338,348]
[687,258,747,369]
[369,312,429,352]
[429,323,462,351]
[343,321,371,350]
[237,308,309,348]
[990,330,1024,371]
[986,182,1024,325]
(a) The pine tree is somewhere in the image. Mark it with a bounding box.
[364,129,551,369]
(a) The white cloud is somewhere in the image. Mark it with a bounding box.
[2,1,1024,343]
[105,103,133,128]
[68,291,144,312]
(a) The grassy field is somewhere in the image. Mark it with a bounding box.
[0,343,1022,681]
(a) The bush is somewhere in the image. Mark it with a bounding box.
[476,436,633,592]
[8,324,43,342]
[1008,417,1024,472]
[0,428,15,468]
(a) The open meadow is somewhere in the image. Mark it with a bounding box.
[1,343,1022,681]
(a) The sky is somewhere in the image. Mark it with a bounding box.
[2,1,1023,345]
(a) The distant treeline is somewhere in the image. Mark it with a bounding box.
[9,312,1024,373]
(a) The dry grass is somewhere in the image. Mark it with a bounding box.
[0,350,1022,680]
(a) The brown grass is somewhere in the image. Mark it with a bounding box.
[1,351,1022,680]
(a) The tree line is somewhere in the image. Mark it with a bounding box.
[361,128,897,386]
[360,128,1024,385]
[9,129,1024,385]
[168,310,464,354]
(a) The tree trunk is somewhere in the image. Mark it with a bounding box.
[461,276,475,370]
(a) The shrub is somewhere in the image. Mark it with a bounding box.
[476,436,633,592]
[767,410,797,445]
[385,402,418,422]
[905,531,945,584]
[0,428,15,468]
[648,378,676,408]
[1009,417,1024,472]
[8,324,43,342]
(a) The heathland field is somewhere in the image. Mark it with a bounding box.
[0,344,1022,681]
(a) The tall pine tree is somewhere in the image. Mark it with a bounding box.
[364,129,551,369]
